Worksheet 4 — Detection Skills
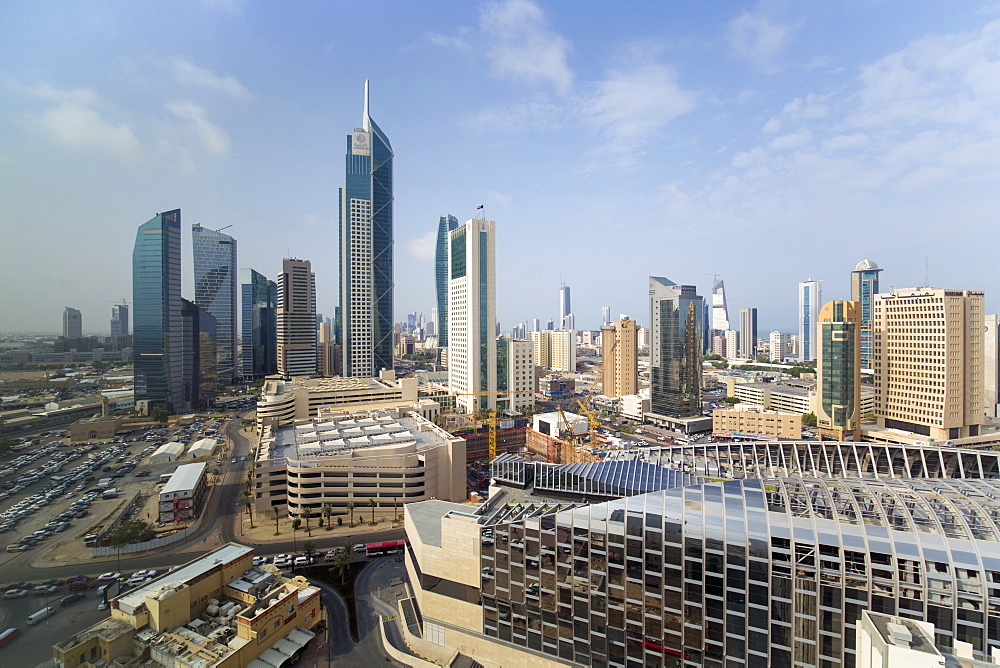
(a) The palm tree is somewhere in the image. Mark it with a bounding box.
[304,509,312,536]
[368,497,376,525]
[346,501,356,528]
[333,545,353,584]
[269,507,280,535]
[242,489,254,528]
[322,504,333,531]
[291,518,301,553]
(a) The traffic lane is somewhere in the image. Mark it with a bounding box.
[0,590,107,666]
[304,579,355,658]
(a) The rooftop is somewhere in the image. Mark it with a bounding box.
[161,461,207,495]
[407,498,472,548]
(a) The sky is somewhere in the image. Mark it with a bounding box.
[3,1,1000,336]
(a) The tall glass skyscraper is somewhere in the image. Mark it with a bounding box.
[192,224,237,384]
[648,276,703,420]
[799,278,822,361]
[436,214,458,348]
[850,259,882,370]
[63,307,82,338]
[133,209,182,413]
[240,268,277,379]
[181,298,217,409]
[339,80,394,378]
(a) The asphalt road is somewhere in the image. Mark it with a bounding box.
[0,588,107,666]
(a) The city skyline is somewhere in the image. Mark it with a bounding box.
[4,2,1000,334]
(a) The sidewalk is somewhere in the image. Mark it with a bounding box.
[235,505,405,548]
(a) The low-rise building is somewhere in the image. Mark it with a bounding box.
[712,405,802,439]
[150,441,185,463]
[186,437,217,459]
[159,462,208,524]
[532,411,587,439]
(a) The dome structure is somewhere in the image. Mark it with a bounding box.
[854,258,880,271]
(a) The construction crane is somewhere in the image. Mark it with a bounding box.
[577,334,620,434]
[454,390,535,460]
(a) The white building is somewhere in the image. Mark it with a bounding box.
[185,437,217,459]
[986,314,999,419]
[798,278,822,361]
[770,330,792,362]
[448,218,497,414]
[150,441,185,463]
[159,462,207,523]
[532,411,587,439]
[530,329,576,373]
[724,330,740,360]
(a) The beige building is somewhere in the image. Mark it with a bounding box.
[253,407,466,518]
[816,301,862,442]
[600,317,638,399]
[712,406,801,439]
[498,338,536,413]
[531,330,576,373]
[52,543,321,668]
[276,258,317,378]
[317,320,340,377]
[872,288,984,441]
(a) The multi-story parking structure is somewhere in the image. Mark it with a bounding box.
[404,441,1000,668]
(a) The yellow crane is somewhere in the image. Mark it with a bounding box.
[577,334,620,434]
[454,390,535,460]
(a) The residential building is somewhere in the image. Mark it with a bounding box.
[724,329,740,360]
[276,258,317,378]
[798,278,822,361]
[192,224,237,384]
[872,287,985,441]
[63,306,82,338]
[158,461,208,524]
[497,338,535,413]
[530,330,576,373]
[770,330,792,362]
[435,214,458,348]
[647,276,703,425]
[816,300,861,441]
[133,209,183,414]
[110,302,129,336]
[851,258,883,370]
[339,80,394,379]
[712,405,801,439]
[739,307,757,359]
[448,218,497,414]
[538,375,575,399]
[318,320,339,377]
[239,268,277,380]
[987,314,1000,419]
[711,277,729,334]
[601,317,638,398]
[180,298,217,410]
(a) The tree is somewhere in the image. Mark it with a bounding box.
[269,507,280,535]
[337,516,343,526]
[303,509,312,536]
[722,396,741,405]
[801,412,818,426]
[151,407,169,424]
[108,520,155,572]
[291,518,301,552]
[332,545,354,584]
[242,488,254,529]
[346,501,356,528]
[368,497,377,525]
[322,504,333,531]
[317,517,324,528]
[0,437,14,456]
[302,541,316,563]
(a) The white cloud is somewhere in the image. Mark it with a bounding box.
[26,84,141,160]
[480,0,573,94]
[728,11,795,71]
[406,230,437,261]
[465,98,564,133]
[487,190,513,206]
[171,57,251,100]
[769,130,811,151]
[167,100,231,155]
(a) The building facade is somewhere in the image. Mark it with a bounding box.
[872,287,985,441]
[239,268,277,380]
[339,80,394,379]
[531,330,577,373]
[110,302,129,336]
[277,258,317,378]
[816,300,861,441]
[435,214,459,348]
[799,278,822,362]
[192,224,238,385]
[739,307,757,359]
[711,406,801,439]
[986,314,1000,420]
[497,338,535,413]
[448,218,497,414]
[560,283,573,331]
[133,209,183,413]
[770,331,792,362]
[648,276,703,421]
[850,259,882,371]
[159,461,208,524]
[63,306,83,338]
[180,298,217,410]
[711,278,729,334]
[601,318,638,399]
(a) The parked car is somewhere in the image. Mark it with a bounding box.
[2,589,28,600]
[272,554,293,568]
[97,572,121,581]
[60,592,86,607]
[32,585,58,596]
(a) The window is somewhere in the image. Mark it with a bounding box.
[426,621,446,646]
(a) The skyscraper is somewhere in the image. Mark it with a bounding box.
[601,306,611,326]
[110,303,129,336]
[277,258,317,378]
[739,307,757,359]
[496,338,534,413]
[530,330,576,373]
[798,278,822,361]
[600,317,638,398]
[710,278,729,332]
[133,209,182,413]
[63,307,82,338]
[180,298,217,409]
[339,80,393,378]
[816,300,861,441]
[435,214,458,348]
[192,224,237,384]
[986,314,1000,419]
[850,258,882,370]
[559,283,572,330]
[648,277,703,422]
[448,218,496,414]
[240,268,277,380]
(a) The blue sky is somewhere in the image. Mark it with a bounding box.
[3,1,1000,335]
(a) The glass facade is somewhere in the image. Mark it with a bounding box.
[436,215,458,347]
[649,277,703,419]
[110,303,129,336]
[799,280,822,362]
[818,301,860,435]
[180,298,217,409]
[240,268,277,380]
[132,209,182,413]
[851,260,882,371]
[192,224,237,384]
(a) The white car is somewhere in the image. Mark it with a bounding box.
[272,554,293,568]
[293,556,313,567]
[252,556,268,566]
[97,572,121,582]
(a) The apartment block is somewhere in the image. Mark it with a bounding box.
[712,406,802,439]
[600,317,638,399]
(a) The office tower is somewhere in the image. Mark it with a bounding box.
[601,306,611,326]
[710,278,729,332]
[851,258,883,370]
[110,303,129,336]
[739,307,757,359]
[530,330,576,373]
[600,317,637,398]
[559,283,571,330]
[545,320,554,330]
[339,80,394,379]
[770,331,791,362]
[724,330,739,359]
[133,209,182,413]
[497,338,534,413]
[435,215,458,347]
[318,321,340,377]
[63,307,82,338]
[277,258,317,378]
[987,314,1000,419]
[648,276,703,421]
[240,268,277,380]
[816,300,861,441]
[873,287,984,440]
[532,318,539,332]
[180,298,217,410]
[702,300,711,353]
[798,278,822,361]
[192,224,237,384]
[448,219,496,414]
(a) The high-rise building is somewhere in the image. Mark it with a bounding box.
[530,330,576,373]
[816,300,861,441]
[497,338,535,413]
[448,218,496,414]
[277,258,317,378]
[110,303,129,336]
[986,314,1000,419]
[435,214,458,348]
[133,209,182,413]
[240,268,277,380]
[739,307,757,359]
[192,224,237,384]
[600,317,637,398]
[648,276,703,421]
[798,278,822,361]
[532,318,540,332]
[872,287,984,440]
[850,258,882,370]
[559,283,571,330]
[63,307,82,338]
[601,306,611,326]
[724,329,740,359]
[317,320,340,377]
[770,330,792,362]
[180,298,217,409]
[339,80,393,379]
[710,278,729,332]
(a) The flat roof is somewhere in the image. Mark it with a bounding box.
[161,462,207,494]
[262,412,449,461]
[407,499,471,548]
